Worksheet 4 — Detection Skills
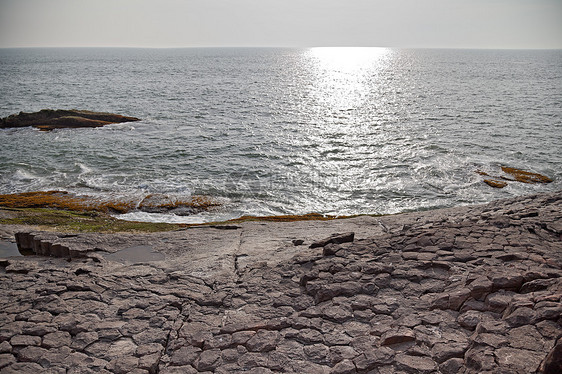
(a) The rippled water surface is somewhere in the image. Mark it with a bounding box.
[1,48,561,222]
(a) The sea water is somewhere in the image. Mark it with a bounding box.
[0,48,561,223]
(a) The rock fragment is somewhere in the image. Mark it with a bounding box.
[310,232,355,248]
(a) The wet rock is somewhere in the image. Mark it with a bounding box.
[0,109,140,130]
[501,166,553,184]
[484,179,508,188]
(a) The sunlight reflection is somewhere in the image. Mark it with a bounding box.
[306,47,391,111]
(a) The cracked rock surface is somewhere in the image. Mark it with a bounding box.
[1,191,561,373]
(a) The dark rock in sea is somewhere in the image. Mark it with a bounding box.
[0,109,140,130]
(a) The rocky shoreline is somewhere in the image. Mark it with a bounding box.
[0,191,561,373]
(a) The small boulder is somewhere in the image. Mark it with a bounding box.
[310,232,354,249]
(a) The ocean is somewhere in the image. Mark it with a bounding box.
[0,47,561,223]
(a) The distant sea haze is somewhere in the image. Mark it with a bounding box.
[0,47,561,223]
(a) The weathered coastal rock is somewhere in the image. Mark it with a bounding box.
[0,191,561,373]
[0,109,140,130]
[477,167,553,189]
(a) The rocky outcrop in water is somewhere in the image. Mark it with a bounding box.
[478,167,553,189]
[0,109,140,130]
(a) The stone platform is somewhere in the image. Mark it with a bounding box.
[0,191,561,373]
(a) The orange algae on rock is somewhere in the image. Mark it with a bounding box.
[483,179,508,188]
[500,167,553,184]
[0,191,221,215]
[0,191,88,210]
[477,166,552,188]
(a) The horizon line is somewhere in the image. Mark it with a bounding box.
[1,45,561,51]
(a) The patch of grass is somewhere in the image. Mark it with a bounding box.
[0,207,182,233]
[0,207,372,234]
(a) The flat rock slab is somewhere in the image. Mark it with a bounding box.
[0,191,561,373]
[0,241,20,257]
[104,245,165,264]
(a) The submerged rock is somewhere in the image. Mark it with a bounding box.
[484,179,508,188]
[478,166,552,189]
[0,109,140,130]
[501,166,553,184]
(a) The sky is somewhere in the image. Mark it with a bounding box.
[0,0,561,49]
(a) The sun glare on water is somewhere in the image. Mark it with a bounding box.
[307,47,392,111]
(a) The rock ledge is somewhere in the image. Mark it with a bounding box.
[0,109,140,130]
